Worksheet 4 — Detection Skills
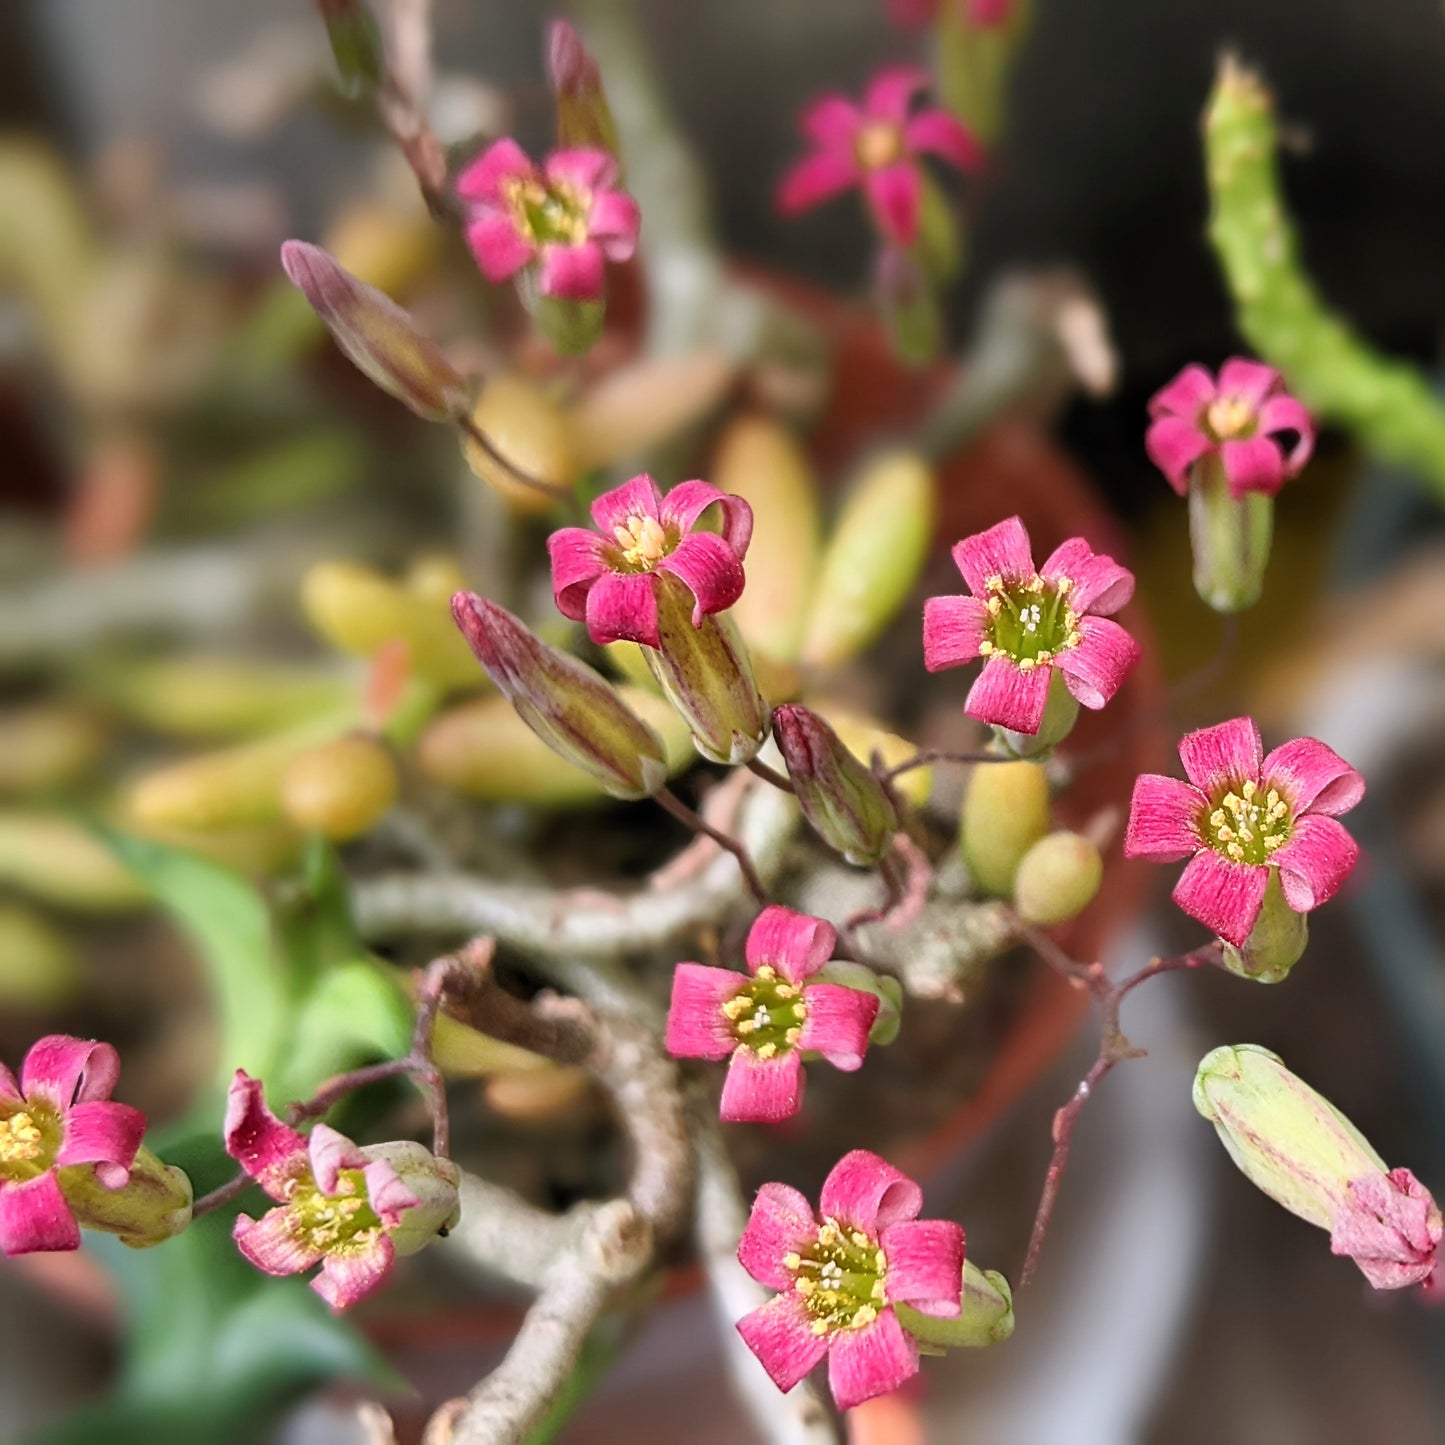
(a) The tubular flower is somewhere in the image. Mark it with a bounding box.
[457,139,639,301]
[0,1036,145,1256]
[1124,717,1364,948]
[1146,358,1314,500]
[224,1072,460,1311]
[922,515,1140,736]
[665,906,880,1124]
[736,1149,964,1411]
[548,473,753,649]
[777,66,982,247]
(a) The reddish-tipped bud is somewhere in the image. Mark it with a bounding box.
[450,592,669,800]
[547,20,619,157]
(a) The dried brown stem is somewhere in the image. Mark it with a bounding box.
[655,785,768,904]
[746,756,795,794]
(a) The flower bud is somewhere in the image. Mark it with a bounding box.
[60,1145,193,1249]
[960,759,1050,896]
[773,704,899,866]
[1193,1044,1442,1289]
[355,1140,460,1257]
[281,735,399,841]
[1219,871,1308,984]
[451,592,670,799]
[997,670,1080,759]
[318,0,382,97]
[1188,454,1274,613]
[645,576,770,765]
[461,374,577,516]
[813,960,904,1047]
[820,705,932,809]
[897,1261,1015,1350]
[1012,830,1102,925]
[280,241,470,422]
[547,20,620,158]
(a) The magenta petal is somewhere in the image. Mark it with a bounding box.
[777,151,860,216]
[584,570,660,649]
[964,655,1052,734]
[1221,436,1286,498]
[720,1050,805,1124]
[864,65,931,125]
[880,1218,965,1316]
[922,593,990,671]
[547,527,609,622]
[737,1291,831,1394]
[657,531,746,623]
[464,214,535,284]
[1217,356,1282,408]
[1331,1170,1441,1290]
[827,1307,920,1412]
[801,95,863,148]
[819,1150,922,1235]
[224,1070,308,1198]
[55,1101,145,1187]
[1172,850,1269,947]
[1272,814,1359,914]
[904,108,983,172]
[591,473,663,533]
[0,1172,79,1255]
[666,963,747,1061]
[362,1157,420,1227]
[1262,736,1365,817]
[589,191,641,260]
[21,1036,120,1110]
[0,1063,19,1105]
[234,1206,323,1277]
[950,516,1034,593]
[1149,363,1218,419]
[1257,394,1315,475]
[1057,616,1139,710]
[1040,537,1135,615]
[1124,774,1204,862]
[660,480,754,559]
[538,242,605,301]
[863,162,922,246]
[308,1123,368,1196]
[543,146,616,193]
[313,1234,395,1310]
[1144,415,1212,496]
[456,137,535,205]
[738,1181,818,1290]
[797,984,879,1071]
[746,905,837,985]
[1178,716,1264,793]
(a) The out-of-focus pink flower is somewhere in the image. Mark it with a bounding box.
[456,139,639,301]
[777,67,982,247]
[1125,717,1364,947]
[224,1072,459,1310]
[1332,1169,1443,1290]
[0,1036,145,1256]
[922,515,1140,736]
[736,1149,964,1410]
[547,473,753,649]
[665,906,879,1124]
[1146,358,1315,499]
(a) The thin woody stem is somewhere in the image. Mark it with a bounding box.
[655,786,768,904]
[456,415,574,506]
[883,747,1012,781]
[745,756,795,794]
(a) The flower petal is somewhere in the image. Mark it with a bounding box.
[590,474,663,533]
[1124,774,1204,862]
[1217,357,1283,408]
[720,1049,805,1124]
[666,963,747,1060]
[819,1150,923,1235]
[1272,814,1359,914]
[1172,849,1269,947]
[55,1101,145,1188]
[736,1291,831,1394]
[922,593,990,671]
[1148,363,1217,420]
[863,162,922,247]
[1262,736,1365,817]
[801,95,863,148]
[827,1307,920,1412]
[777,151,860,216]
[538,242,605,301]
[0,1063,19,1105]
[1220,437,1286,498]
[964,654,1052,734]
[21,1036,120,1111]
[0,1173,80,1255]
[313,1233,396,1310]
[547,527,609,623]
[543,147,616,193]
[1331,1169,1441,1291]
[224,1070,308,1198]
[584,570,661,649]
[746,905,837,985]
[588,190,641,260]
[950,516,1035,594]
[1144,415,1212,496]
[880,1218,965,1316]
[738,1181,818,1290]
[660,480,754,559]
[904,108,984,171]
[657,531,746,624]
[1057,616,1140,710]
[1040,537,1135,615]
[455,137,536,205]
[864,66,931,125]
[464,214,535,283]
[234,1206,323,1277]
[1257,394,1315,476]
[362,1156,420,1227]
[1178,716,1263,794]
[798,984,879,1070]
[308,1123,369,1196]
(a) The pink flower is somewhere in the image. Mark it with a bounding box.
[547,473,753,649]
[224,1072,460,1310]
[922,515,1141,736]
[777,66,982,247]
[0,1036,145,1256]
[736,1149,964,1411]
[1124,717,1364,948]
[1146,358,1315,499]
[457,139,639,301]
[665,906,880,1124]
[1331,1169,1442,1291]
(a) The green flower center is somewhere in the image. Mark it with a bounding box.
[611,513,673,571]
[785,1217,888,1335]
[1202,779,1292,866]
[720,964,808,1060]
[1203,395,1257,442]
[287,1167,384,1256]
[977,572,1081,671]
[0,1102,59,1183]
[503,176,592,247]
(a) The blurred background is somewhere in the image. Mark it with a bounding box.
[3,1,1445,1442]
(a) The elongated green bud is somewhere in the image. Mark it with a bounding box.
[548,20,620,159]
[1188,454,1273,613]
[62,1145,193,1249]
[960,759,1050,896]
[1220,871,1308,984]
[318,0,382,97]
[897,1261,1015,1350]
[1013,830,1102,925]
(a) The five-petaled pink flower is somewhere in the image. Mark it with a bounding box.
[665,906,880,1124]
[1332,1169,1442,1291]
[0,1035,145,1256]
[778,66,982,247]
[1124,717,1364,948]
[225,1071,460,1310]
[1146,358,1315,498]
[548,473,753,649]
[457,139,640,301]
[736,1149,964,1411]
[922,515,1140,735]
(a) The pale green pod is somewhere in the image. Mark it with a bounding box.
[1013,831,1103,926]
[896,1260,1015,1350]
[355,1141,460,1257]
[960,759,1050,896]
[61,1145,193,1250]
[1220,871,1309,984]
[1188,454,1274,614]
